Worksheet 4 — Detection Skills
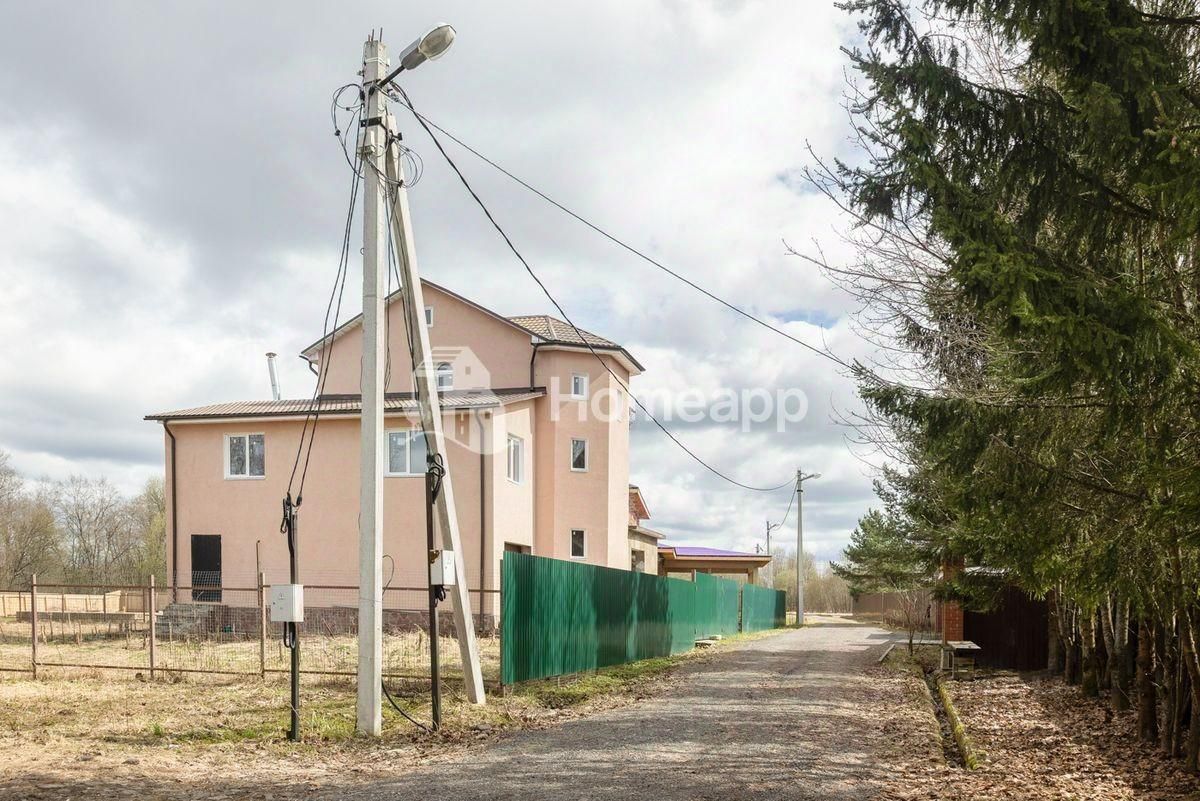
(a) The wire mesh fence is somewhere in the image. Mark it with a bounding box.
[0,578,500,687]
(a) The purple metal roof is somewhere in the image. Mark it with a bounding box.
[660,545,760,558]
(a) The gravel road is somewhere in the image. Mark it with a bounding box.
[348,615,901,801]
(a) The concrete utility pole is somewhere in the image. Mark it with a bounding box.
[796,469,821,626]
[383,111,486,705]
[357,35,389,736]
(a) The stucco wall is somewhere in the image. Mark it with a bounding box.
[315,283,535,394]
[163,410,502,607]
[531,349,630,567]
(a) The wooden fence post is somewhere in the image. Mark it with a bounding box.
[258,572,267,679]
[148,574,157,680]
[29,574,38,679]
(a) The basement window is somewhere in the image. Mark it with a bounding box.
[386,429,428,476]
[571,529,586,559]
[225,434,265,479]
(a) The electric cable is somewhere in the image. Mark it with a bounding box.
[769,481,797,532]
[387,91,852,372]
[382,679,432,732]
[391,85,793,493]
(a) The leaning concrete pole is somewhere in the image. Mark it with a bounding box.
[383,113,486,705]
[357,35,388,736]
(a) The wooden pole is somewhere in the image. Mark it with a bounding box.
[259,572,267,679]
[29,574,38,679]
[148,575,157,680]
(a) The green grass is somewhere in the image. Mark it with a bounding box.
[518,657,677,708]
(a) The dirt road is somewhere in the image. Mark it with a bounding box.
[342,615,914,801]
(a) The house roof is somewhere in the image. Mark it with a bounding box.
[659,545,764,560]
[299,279,642,372]
[146,388,544,422]
[509,315,619,348]
[629,525,665,541]
[628,485,651,521]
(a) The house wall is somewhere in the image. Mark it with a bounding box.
[314,284,535,394]
[163,409,511,617]
[489,400,536,592]
[531,349,630,568]
[628,532,659,575]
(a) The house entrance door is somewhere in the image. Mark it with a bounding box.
[191,534,222,602]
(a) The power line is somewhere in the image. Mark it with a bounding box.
[392,85,793,494]
[770,481,797,532]
[284,97,364,506]
[390,97,853,372]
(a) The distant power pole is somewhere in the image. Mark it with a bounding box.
[796,469,821,625]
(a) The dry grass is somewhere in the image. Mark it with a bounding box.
[0,625,776,800]
[0,616,501,681]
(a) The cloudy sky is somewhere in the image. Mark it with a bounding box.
[0,1,879,564]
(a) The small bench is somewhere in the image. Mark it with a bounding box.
[940,640,981,679]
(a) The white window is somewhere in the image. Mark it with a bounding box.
[570,438,588,471]
[570,529,586,559]
[436,362,453,391]
[570,373,589,399]
[386,429,428,476]
[225,434,265,479]
[424,306,433,326]
[506,434,524,484]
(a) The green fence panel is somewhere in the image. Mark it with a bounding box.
[695,573,741,638]
[502,552,709,684]
[740,582,787,632]
[501,554,789,684]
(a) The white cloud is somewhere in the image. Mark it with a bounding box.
[0,0,880,556]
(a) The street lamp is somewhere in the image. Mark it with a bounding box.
[379,24,457,86]
[796,471,820,626]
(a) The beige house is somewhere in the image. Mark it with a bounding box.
[147,280,645,620]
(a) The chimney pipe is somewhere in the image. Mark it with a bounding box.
[266,352,281,401]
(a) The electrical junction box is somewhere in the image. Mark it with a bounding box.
[269,584,304,623]
[429,550,456,587]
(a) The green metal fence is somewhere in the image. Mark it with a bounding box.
[501,553,785,684]
[740,581,787,632]
[695,572,741,638]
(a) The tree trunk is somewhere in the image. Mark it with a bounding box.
[1082,610,1100,698]
[1159,618,1178,755]
[1137,616,1158,742]
[1112,601,1131,712]
[1048,598,1062,673]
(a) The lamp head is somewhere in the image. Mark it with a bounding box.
[399,24,456,72]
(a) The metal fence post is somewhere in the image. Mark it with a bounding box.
[148,574,157,680]
[258,572,267,679]
[29,574,38,679]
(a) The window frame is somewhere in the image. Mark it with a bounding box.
[435,361,454,391]
[224,433,266,480]
[570,528,586,560]
[384,428,428,477]
[506,434,525,485]
[570,372,589,399]
[424,305,433,326]
[570,438,589,472]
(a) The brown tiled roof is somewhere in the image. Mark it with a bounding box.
[146,388,544,422]
[508,315,620,349]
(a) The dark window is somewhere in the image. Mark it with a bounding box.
[571,529,585,559]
